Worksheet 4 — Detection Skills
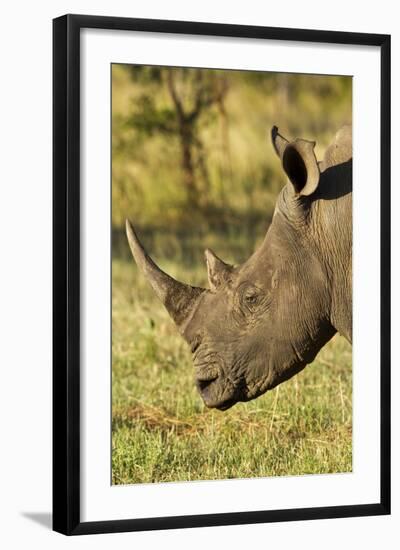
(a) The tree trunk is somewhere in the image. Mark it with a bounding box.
[179,124,198,207]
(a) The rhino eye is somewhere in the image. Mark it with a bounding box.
[239,284,264,312]
[245,292,259,305]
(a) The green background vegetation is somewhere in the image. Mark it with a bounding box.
[112,64,352,484]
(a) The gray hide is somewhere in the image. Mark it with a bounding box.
[126,125,352,410]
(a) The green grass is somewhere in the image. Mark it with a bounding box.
[111,65,352,485]
[112,243,352,485]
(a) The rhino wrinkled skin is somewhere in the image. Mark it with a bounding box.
[126,125,352,410]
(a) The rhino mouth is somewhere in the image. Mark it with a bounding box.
[196,378,238,410]
[193,350,240,410]
[194,367,221,405]
[194,365,239,410]
[215,397,238,411]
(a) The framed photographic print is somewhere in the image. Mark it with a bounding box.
[53,14,391,535]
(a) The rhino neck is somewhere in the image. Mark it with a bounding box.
[245,206,337,366]
[310,159,352,342]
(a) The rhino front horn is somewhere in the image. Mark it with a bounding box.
[126,220,205,331]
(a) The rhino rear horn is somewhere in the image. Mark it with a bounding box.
[271,126,320,197]
[205,248,233,291]
[126,220,205,331]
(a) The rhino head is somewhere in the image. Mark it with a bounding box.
[126,125,352,410]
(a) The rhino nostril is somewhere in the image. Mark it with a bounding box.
[197,377,218,393]
[195,365,219,396]
[195,369,219,382]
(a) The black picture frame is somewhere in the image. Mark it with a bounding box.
[53,14,391,536]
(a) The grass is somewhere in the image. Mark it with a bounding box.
[112,237,352,485]
[111,65,352,485]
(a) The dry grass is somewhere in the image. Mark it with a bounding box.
[112,255,352,485]
[111,65,352,485]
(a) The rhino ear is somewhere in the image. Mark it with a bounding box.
[205,249,233,291]
[271,125,289,158]
[271,126,320,197]
[282,140,320,196]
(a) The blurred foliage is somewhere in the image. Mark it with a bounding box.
[112,66,352,483]
[112,64,351,237]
